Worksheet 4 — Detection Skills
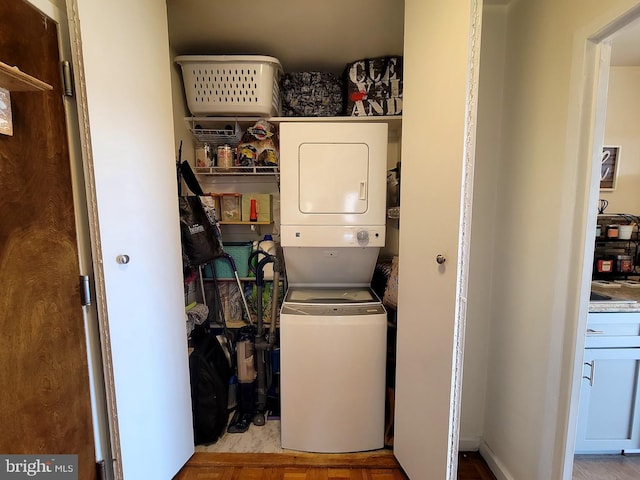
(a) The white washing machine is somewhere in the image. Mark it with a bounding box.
[278,122,388,453]
[280,287,387,453]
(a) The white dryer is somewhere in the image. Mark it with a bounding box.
[279,122,388,453]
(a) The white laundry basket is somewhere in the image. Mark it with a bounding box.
[175,55,283,117]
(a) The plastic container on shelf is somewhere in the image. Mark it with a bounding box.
[175,55,283,117]
[211,242,253,279]
[220,193,242,221]
[619,224,634,240]
[217,145,234,170]
[616,255,634,273]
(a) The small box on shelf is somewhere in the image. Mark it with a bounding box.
[220,193,241,222]
[241,194,272,222]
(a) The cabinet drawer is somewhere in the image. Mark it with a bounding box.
[586,312,640,348]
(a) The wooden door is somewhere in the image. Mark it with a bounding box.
[0,1,96,479]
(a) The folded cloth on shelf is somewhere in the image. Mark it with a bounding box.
[186,303,210,335]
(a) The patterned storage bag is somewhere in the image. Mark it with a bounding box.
[345,56,403,116]
[281,72,344,117]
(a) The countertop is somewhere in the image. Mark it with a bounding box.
[590,280,640,312]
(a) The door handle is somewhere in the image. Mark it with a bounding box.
[587,328,605,335]
[116,254,130,265]
[359,181,367,200]
[582,361,595,387]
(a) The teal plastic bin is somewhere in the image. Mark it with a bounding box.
[213,242,252,279]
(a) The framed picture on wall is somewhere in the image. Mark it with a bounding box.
[0,87,12,136]
[600,146,620,190]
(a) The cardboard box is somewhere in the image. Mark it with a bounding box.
[241,193,272,222]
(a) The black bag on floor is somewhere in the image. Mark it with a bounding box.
[189,331,233,445]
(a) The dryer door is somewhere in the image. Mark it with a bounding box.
[299,142,369,214]
[280,122,388,227]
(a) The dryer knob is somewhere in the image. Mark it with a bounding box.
[356,230,369,245]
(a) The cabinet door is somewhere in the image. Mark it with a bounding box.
[575,348,640,453]
[72,0,194,478]
[393,1,479,478]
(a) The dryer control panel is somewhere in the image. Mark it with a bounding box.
[280,225,385,247]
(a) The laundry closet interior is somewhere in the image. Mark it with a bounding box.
[169,0,405,454]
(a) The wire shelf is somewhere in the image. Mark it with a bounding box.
[189,121,243,146]
[194,165,279,176]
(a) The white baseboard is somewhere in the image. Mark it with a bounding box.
[479,440,515,480]
[459,436,481,451]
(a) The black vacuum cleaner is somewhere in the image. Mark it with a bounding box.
[227,245,282,432]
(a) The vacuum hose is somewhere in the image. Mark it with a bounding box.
[251,250,280,426]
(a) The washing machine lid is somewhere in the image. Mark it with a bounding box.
[284,286,381,305]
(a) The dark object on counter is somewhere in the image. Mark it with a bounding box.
[598,199,608,214]
[345,56,403,116]
[590,291,612,301]
[281,72,344,117]
[617,255,634,273]
[594,256,614,274]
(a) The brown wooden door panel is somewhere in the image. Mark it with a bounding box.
[0,1,96,479]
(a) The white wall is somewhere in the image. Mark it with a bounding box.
[599,67,640,213]
[480,1,640,479]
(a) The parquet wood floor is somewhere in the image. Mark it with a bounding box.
[457,452,497,480]
[173,451,496,479]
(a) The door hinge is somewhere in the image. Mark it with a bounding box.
[61,60,74,97]
[79,275,91,306]
[95,460,106,480]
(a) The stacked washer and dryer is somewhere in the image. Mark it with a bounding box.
[278,122,389,453]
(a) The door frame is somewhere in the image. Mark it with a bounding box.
[564,4,640,478]
[61,0,483,477]
[24,0,113,475]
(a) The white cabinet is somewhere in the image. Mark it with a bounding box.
[575,313,640,453]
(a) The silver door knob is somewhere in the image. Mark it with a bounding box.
[116,255,130,264]
[436,254,446,265]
